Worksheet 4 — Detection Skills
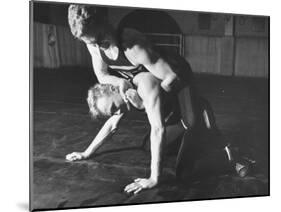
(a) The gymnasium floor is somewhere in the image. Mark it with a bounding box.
[31,68,269,210]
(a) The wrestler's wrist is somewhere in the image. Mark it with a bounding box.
[149,175,159,183]
[118,79,132,94]
[82,151,90,159]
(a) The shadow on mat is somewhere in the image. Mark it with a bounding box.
[90,145,147,158]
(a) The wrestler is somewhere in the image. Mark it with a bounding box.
[66,72,250,193]
[66,72,167,194]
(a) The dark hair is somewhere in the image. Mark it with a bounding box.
[68,4,108,40]
[87,84,119,119]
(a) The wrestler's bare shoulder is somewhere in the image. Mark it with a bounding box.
[133,72,160,98]
[133,72,159,85]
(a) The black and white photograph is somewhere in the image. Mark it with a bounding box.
[30,0,269,211]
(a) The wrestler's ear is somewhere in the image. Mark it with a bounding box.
[109,85,114,92]
[110,85,118,93]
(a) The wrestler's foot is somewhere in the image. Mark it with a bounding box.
[234,156,256,178]
[235,161,249,177]
[224,145,256,178]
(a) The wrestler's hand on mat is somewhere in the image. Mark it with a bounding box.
[125,89,144,109]
[65,152,89,161]
[118,79,133,102]
[124,178,158,194]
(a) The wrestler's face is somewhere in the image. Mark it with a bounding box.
[96,92,127,116]
[81,29,115,50]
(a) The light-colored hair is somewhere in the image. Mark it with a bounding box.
[68,4,107,40]
[87,84,119,119]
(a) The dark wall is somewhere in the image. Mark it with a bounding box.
[33,2,268,37]
[33,1,69,26]
[32,1,269,77]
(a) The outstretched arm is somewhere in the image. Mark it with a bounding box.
[129,46,178,92]
[122,29,178,92]
[145,86,164,182]
[124,73,164,194]
[66,114,124,161]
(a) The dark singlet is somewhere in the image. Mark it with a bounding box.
[99,45,147,81]
[100,45,181,122]
[99,28,193,85]
[99,46,132,67]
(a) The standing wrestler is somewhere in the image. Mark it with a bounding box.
[67,5,194,127]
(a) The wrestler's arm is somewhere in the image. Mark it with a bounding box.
[143,83,164,182]
[124,74,164,194]
[87,44,133,99]
[122,29,178,92]
[127,45,178,92]
[66,113,124,161]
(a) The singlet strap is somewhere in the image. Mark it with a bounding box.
[99,46,134,67]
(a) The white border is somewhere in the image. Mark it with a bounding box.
[1,0,279,211]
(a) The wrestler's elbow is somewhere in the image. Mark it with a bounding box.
[161,74,178,92]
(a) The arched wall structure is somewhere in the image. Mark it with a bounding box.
[108,8,268,77]
[117,9,184,55]
[117,9,182,34]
